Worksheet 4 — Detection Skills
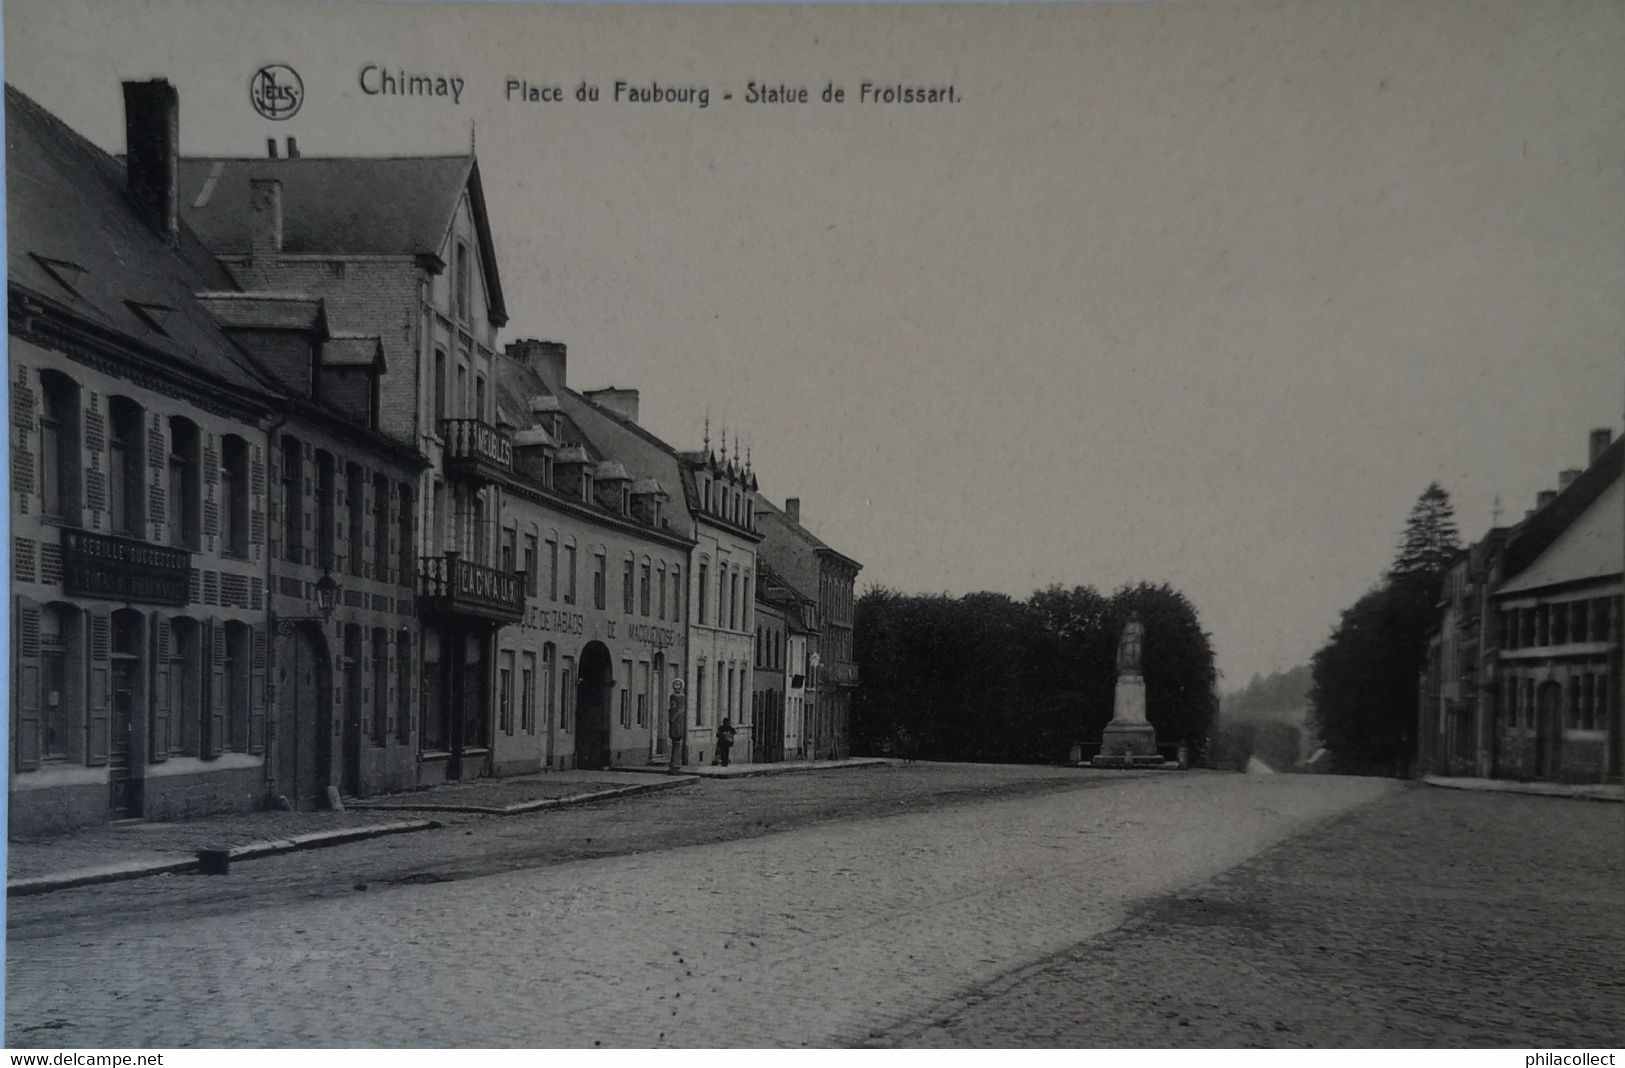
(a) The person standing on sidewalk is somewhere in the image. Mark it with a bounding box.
[716,717,737,767]
[667,687,688,773]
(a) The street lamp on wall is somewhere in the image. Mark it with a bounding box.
[315,570,340,623]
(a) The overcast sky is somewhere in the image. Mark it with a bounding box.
[7,0,1623,686]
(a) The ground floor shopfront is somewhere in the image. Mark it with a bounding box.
[1494,656,1621,784]
[490,606,684,774]
[11,584,268,836]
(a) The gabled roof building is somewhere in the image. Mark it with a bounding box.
[1419,428,1622,784]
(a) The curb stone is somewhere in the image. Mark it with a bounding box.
[6,817,440,898]
[345,773,699,814]
[1421,777,1622,803]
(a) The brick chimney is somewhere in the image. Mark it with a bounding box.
[1536,489,1557,509]
[584,387,639,425]
[249,179,283,272]
[1589,428,1613,464]
[286,137,300,159]
[785,497,801,525]
[505,339,567,391]
[1557,468,1581,490]
[123,79,180,245]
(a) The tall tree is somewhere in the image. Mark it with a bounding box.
[1310,483,1459,776]
[1390,482,1460,586]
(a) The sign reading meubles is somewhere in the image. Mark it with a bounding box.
[61,528,191,605]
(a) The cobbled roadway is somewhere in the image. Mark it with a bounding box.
[8,767,1387,1047]
[9,766,1588,1047]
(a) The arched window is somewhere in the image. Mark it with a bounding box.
[38,603,82,763]
[640,558,652,617]
[396,629,414,743]
[224,622,251,753]
[281,436,305,564]
[371,628,390,745]
[220,436,249,557]
[397,483,415,588]
[314,450,336,570]
[37,371,81,520]
[167,417,200,548]
[373,472,391,583]
[107,396,145,537]
[542,642,557,733]
[346,462,365,577]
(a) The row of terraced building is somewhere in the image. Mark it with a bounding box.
[1417,428,1623,784]
[8,80,861,835]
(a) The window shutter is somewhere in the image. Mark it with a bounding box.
[15,600,42,770]
[249,625,268,755]
[151,617,172,762]
[87,609,111,765]
[208,623,226,758]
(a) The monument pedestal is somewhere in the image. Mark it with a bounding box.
[1091,674,1165,768]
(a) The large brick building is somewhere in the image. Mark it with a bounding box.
[8,83,281,832]
[176,142,522,786]
[491,342,692,771]
[11,77,871,835]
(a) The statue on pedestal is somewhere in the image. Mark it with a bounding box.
[1092,612,1161,766]
[1116,614,1143,677]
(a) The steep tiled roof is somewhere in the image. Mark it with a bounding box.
[176,153,507,325]
[1498,435,1624,588]
[6,85,277,400]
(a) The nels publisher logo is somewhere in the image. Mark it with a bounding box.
[250,64,304,120]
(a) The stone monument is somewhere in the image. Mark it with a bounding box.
[1091,613,1164,767]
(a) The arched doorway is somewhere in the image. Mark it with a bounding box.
[1535,681,1562,781]
[273,622,332,809]
[575,641,614,769]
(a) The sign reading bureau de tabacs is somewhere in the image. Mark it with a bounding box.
[61,528,191,606]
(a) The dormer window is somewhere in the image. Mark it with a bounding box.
[543,452,555,489]
[125,300,175,336]
[581,473,594,502]
[31,254,87,298]
[621,485,631,515]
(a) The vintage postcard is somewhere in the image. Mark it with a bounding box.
[3,0,1622,1052]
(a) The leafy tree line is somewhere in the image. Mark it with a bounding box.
[852,582,1218,765]
[1221,665,1313,719]
[1310,482,1460,776]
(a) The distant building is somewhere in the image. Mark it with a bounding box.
[1419,428,1622,783]
[751,561,817,762]
[754,497,861,759]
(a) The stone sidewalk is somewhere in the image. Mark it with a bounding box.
[7,770,694,895]
[1422,775,1623,803]
[621,756,892,779]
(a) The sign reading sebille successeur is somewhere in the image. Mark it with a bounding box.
[61,528,191,606]
[352,64,958,109]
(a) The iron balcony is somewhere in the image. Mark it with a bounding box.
[417,551,525,622]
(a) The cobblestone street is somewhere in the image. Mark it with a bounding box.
[6,767,1393,1047]
[878,786,1625,1048]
